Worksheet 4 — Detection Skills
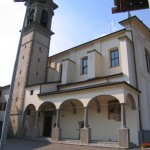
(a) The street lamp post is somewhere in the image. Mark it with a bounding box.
[0,1,29,149]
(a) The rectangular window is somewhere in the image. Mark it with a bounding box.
[30,90,34,95]
[82,57,88,74]
[145,49,150,74]
[110,49,119,67]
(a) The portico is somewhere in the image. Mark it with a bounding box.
[22,81,140,148]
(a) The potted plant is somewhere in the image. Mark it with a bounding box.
[141,143,150,149]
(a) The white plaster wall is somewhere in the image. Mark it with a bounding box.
[119,37,136,85]
[47,67,60,82]
[132,26,150,131]
[89,103,120,141]
[67,61,75,83]
[62,60,75,84]
[100,38,122,77]
[88,51,102,79]
[95,53,102,77]
[60,108,84,139]
[41,83,58,93]
[126,104,139,145]
[24,85,41,111]
[139,76,150,130]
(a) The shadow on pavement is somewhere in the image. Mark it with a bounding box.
[6,138,51,150]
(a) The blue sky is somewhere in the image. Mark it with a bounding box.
[0,0,150,86]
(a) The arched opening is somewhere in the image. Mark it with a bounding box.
[88,95,121,142]
[38,102,56,137]
[59,99,84,140]
[40,10,48,27]
[126,94,136,110]
[24,104,36,137]
[27,9,35,25]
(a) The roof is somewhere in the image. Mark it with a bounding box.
[38,81,140,97]
[49,29,125,59]
[119,16,150,32]
[49,16,150,59]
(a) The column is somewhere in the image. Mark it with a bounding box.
[52,109,62,141]
[32,111,38,138]
[20,112,26,137]
[56,109,60,128]
[121,103,126,128]
[119,103,130,148]
[84,107,88,128]
[80,107,91,144]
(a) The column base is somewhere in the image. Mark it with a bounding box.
[119,128,130,148]
[52,128,62,141]
[80,128,91,144]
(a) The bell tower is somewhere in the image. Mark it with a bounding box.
[10,0,58,136]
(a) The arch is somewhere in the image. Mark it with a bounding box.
[126,93,136,110]
[38,101,56,112]
[27,9,35,25]
[25,104,36,115]
[88,95,121,121]
[37,102,56,137]
[60,99,83,114]
[23,104,36,137]
[40,9,49,27]
[88,95,121,106]
[88,98,101,113]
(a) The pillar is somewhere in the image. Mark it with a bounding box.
[52,109,62,141]
[119,103,130,148]
[20,112,26,137]
[80,107,91,144]
[32,111,38,138]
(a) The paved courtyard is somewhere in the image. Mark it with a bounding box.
[5,138,122,150]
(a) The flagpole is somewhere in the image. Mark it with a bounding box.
[0,1,29,149]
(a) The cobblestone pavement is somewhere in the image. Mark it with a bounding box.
[6,138,119,150]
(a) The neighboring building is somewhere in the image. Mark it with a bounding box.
[0,0,150,149]
[0,86,9,136]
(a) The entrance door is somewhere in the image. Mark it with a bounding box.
[43,112,53,137]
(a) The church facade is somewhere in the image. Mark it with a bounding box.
[0,0,150,148]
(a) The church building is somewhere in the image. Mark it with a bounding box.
[0,0,150,149]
